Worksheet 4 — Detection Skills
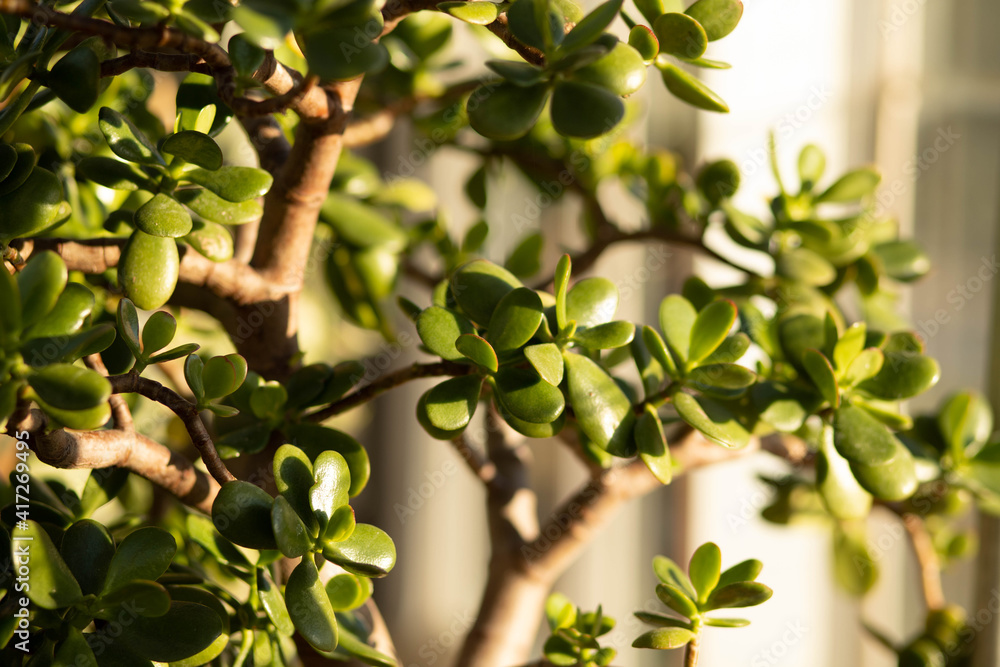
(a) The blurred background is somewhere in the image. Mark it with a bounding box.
[324,0,1000,666]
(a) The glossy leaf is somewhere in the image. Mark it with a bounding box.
[134,193,194,238]
[310,450,352,528]
[871,241,931,282]
[815,167,881,203]
[564,351,636,455]
[817,424,872,520]
[0,167,64,244]
[18,250,66,329]
[487,287,544,352]
[551,80,625,139]
[60,519,114,596]
[28,364,110,411]
[567,277,619,328]
[689,300,737,363]
[659,295,697,365]
[940,391,993,460]
[643,325,679,378]
[655,583,698,618]
[118,601,222,662]
[633,627,696,649]
[417,306,476,361]
[119,230,179,310]
[659,63,729,112]
[102,526,176,594]
[673,391,749,448]
[98,107,164,166]
[653,555,697,599]
[560,0,623,52]
[572,42,648,96]
[832,404,899,465]
[272,495,314,558]
[300,28,388,81]
[456,334,499,372]
[211,480,278,550]
[493,366,566,424]
[705,581,773,610]
[161,131,223,170]
[450,259,523,326]
[421,375,483,432]
[326,573,372,611]
[850,443,918,501]
[468,82,550,141]
[322,523,397,577]
[858,351,940,400]
[689,542,721,603]
[717,559,762,588]
[685,363,755,395]
[798,144,826,190]
[685,0,743,41]
[629,25,659,62]
[22,520,83,609]
[77,156,154,191]
[654,12,707,59]
[184,219,234,262]
[802,349,839,406]
[437,0,499,24]
[175,187,262,225]
[183,166,274,202]
[574,321,636,350]
[525,343,565,385]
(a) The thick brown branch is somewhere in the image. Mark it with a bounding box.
[305,361,469,422]
[84,354,133,431]
[900,511,946,610]
[15,409,219,513]
[108,373,236,485]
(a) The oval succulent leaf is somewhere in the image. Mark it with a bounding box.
[857,351,940,400]
[689,300,737,363]
[22,520,83,609]
[422,375,483,432]
[564,351,636,456]
[849,441,918,501]
[183,165,274,202]
[493,366,566,424]
[832,404,899,465]
[134,193,194,238]
[672,391,749,449]
[285,559,339,652]
[437,0,499,24]
[28,364,111,411]
[456,334,499,372]
[525,343,565,386]
[717,559,763,589]
[98,107,164,166]
[60,519,114,596]
[689,541,722,603]
[118,601,223,662]
[817,425,872,520]
[654,12,708,59]
[815,167,881,203]
[659,295,697,365]
[102,526,177,595]
[417,306,476,361]
[310,450,352,528]
[685,0,744,41]
[567,277,620,328]
[633,627,696,649]
[468,82,550,141]
[659,63,729,113]
[175,187,263,225]
[655,583,698,618]
[18,250,67,328]
[184,219,235,262]
[77,156,154,191]
[653,555,697,599]
[322,523,397,577]
[161,131,224,170]
[802,349,839,407]
[211,480,278,550]
[119,230,180,310]
[550,80,625,139]
[705,581,773,610]
[0,167,64,245]
[573,321,636,350]
[272,495,314,558]
[486,287,544,353]
[560,0,624,53]
[450,260,523,326]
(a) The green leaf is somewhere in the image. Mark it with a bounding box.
[185,514,251,568]
[940,391,993,461]
[100,579,171,618]
[34,397,110,430]
[310,450,352,529]
[802,349,839,407]
[701,333,750,365]
[704,581,772,610]
[545,592,577,630]
[486,287,544,352]
[525,344,564,386]
[468,82,550,141]
[798,144,826,190]
[184,219,234,262]
[119,601,223,662]
[832,404,899,465]
[567,277,620,328]
[54,626,98,667]
[659,63,729,112]
[849,442,918,501]
[98,107,164,166]
[841,348,884,387]
[0,166,64,244]
[832,322,865,371]
[815,167,881,203]
[456,334,499,372]
[117,298,141,357]
[704,617,750,628]
[322,523,397,577]
[77,156,155,191]
[573,320,636,350]
[273,444,317,537]
[184,353,205,399]
[417,306,476,361]
[300,28,388,81]
[161,131,223,170]
[818,434,874,521]
[212,480,278,550]
[659,295,696,365]
[685,0,744,41]
[857,351,940,400]
[28,364,111,411]
[717,559,762,588]
[560,0,624,52]
[0,144,36,198]
[272,495,314,558]
[870,241,931,282]
[60,519,114,596]
[138,310,176,357]
[437,0,499,24]
[697,159,740,205]
[47,46,99,113]
[421,375,483,433]
[258,568,295,636]
[685,363,755,396]
[183,166,273,202]
[370,178,437,211]
[777,247,836,286]
[778,313,826,369]
[493,366,566,424]
[633,627,696,649]
[102,526,177,595]
[550,80,625,139]
[450,259,523,326]
[326,572,372,611]
[833,524,877,596]
[673,391,749,448]
[689,542,721,603]
[564,352,636,455]
[134,193,194,238]
[654,12,707,59]
[17,249,67,329]
[119,230,180,310]
[643,325,679,378]
[689,300,737,363]
[201,353,247,400]
[653,556,696,599]
[634,611,691,628]
[22,520,83,609]
[175,187,262,225]
[655,583,698,618]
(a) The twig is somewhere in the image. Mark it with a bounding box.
[305,361,469,422]
[685,633,702,667]
[14,408,219,513]
[900,511,946,610]
[108,373,236,485]
[84,354,133,431]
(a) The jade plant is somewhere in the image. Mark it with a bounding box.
[0,0,992,666]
